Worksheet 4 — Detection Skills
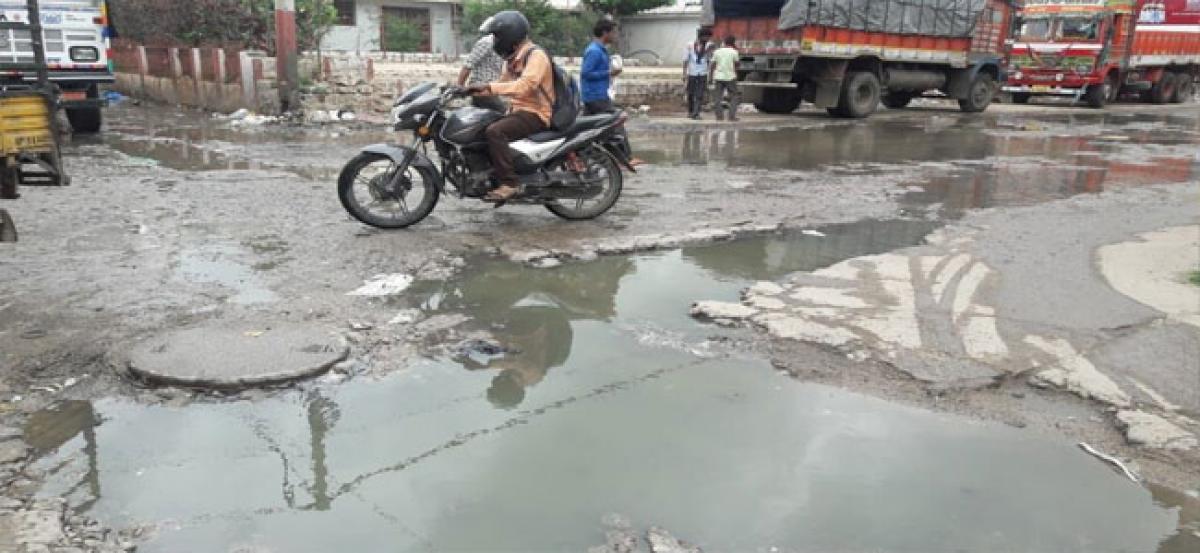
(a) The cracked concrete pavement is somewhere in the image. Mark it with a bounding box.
[2,100,1200,551]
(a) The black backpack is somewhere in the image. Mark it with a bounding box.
[520,46,580,131]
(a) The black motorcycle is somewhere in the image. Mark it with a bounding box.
[338,82,635,229]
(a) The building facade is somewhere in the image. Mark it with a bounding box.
[321,0,463,55]
[619,0,703,65]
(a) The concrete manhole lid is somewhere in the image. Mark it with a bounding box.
[125,323,348,389]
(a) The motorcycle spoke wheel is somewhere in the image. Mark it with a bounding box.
[545,147,623,221]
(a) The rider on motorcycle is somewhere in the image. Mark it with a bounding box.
[467,11,553,202]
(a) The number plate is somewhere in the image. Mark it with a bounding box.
[14,135,50,148]
[1032,85,1052,92]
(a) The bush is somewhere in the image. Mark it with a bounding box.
[109,0,337,53]
[463,0,596,57]
[382,19,425,52]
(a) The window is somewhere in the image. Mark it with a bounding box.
[1058,17,1098,40]
[334,0,356,26]
[1019,18,1051,40]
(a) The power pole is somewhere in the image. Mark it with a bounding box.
[274,0,299,111]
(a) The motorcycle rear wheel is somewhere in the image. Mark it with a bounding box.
[338,153,440,229]
[545,146,623,221]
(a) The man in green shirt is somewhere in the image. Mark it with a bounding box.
[709,35,741,121]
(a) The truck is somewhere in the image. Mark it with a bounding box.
[1003,0,1199,108]
[0,0,112,132]
[702,0,1019,118]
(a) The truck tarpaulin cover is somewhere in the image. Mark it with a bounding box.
[702,0,989,38]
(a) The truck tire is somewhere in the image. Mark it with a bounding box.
[1010,92,1031,104]
[1084,74,1117,109]
[66,106,102,134]
[753,89,802,114]
[829,71,880,119]
[1149,72,1177,104]
[958,73,995,113]
[881,92,915,109]
[1171,73,1194,103]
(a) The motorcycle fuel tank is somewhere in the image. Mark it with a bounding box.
[442,107,503,144]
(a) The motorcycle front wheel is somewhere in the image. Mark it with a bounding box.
[545,146,623,221]
[338,153,440,229]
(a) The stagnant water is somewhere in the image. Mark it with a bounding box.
[26,220,1193,552]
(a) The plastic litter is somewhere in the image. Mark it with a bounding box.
[347,273,414,296]
[1078,442,1141,483]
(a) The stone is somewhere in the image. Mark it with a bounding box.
[15,508,66,546]
[0,425,21,442]
[646,527,701,553]
[1116,410,1198,450]
[533,257,562,269]
[387,309,423,326]
[125,323,349,389]
[0,441,29,464]
[746,281,785,296]
[746,295,787,311]
[689,301,757,320]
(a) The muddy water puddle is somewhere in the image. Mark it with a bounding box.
[26,219,1190,552]
[632,111,1198,213]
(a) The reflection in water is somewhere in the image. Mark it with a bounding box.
[903,151,1197,215]
[426,256,634,408]
[684,219,940,281]
[24,401,101,512]
[23,244,1196,552]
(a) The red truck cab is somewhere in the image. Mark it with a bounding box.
[1003,0,1199,107]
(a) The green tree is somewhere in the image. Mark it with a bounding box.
[580,0,672,17]
[462,0,596,56]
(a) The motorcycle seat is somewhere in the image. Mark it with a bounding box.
[524,113,621,143]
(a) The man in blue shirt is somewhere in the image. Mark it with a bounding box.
[581,19,621,113]
[580,18,635,160]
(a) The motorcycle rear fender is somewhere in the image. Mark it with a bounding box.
[360,143,445,192]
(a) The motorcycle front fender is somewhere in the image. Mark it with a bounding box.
[359,143,445,192]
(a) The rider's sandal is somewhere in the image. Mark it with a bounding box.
[485,184,519,208]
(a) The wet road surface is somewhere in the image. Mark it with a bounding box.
[25,245,1188,552]
[3,102,1199,551]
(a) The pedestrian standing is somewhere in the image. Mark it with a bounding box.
[683,27,714,119]
[581,19,622,115]
[580,18,636,160]
[458,28,506,112]
[710,35,741,121]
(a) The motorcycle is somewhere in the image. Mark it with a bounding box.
[338,82,635,229]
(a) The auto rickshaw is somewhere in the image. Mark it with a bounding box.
[0,0,69,242]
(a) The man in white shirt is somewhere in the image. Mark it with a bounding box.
[682,27,714,119]
[458,33,505,112]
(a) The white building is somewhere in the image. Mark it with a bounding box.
[320,0,463,55]
[317,0,702,61]
[618,0,703,65]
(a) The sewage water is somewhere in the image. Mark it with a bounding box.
[27,220,1189,552]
